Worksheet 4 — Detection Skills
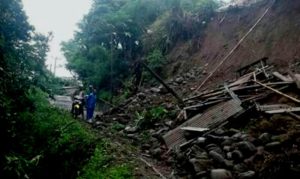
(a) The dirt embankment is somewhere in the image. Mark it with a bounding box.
[166,0,300,89]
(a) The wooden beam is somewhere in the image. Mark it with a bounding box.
[273,72,293,82]
[287,112,300,121]
[254,80,300,103]
[289,73,300,89]
[184,99,225,110]
[266,107,300,114]
[141,62,185,106]
[224,84,241,103]
[181,127,209,132]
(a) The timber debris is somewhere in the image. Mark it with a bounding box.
[95,59,300,178]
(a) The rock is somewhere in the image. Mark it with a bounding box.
[226,152,232,159]
[158,85,168,94]
[256,146,265,156]
[151,148,162,158]
[232,150,244,162]
[214,129,226,136]
[206,144,223,155]
[197,137,207,145]
[258,133,271,144]
[125,126,138,133]
[207,134,225,143]
[238,171,256,179]
[233,163,248,173]
[165,120,173,127]
[141,144,151,150]
[209,151,225,165]
[127,134,138,140]
[265,142,281,151]
[223,146,232,152]
[227,128,241,135]
[224,159,234,168]
[197,152,209,159]
[232,133,242,140]
[191,145,206,156]
[210,169,233,179]
[222,139,235,146]
[152,127,168,138]
[175,77,184,83]
[236,141,256,156]
[165,103,173,109]
[137,92,146,99]
[189,158,213,173]
[150,87,160,93]
[240,134,249,140]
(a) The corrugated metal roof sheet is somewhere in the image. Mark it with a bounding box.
[163,99,243,149]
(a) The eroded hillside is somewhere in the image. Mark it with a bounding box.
[167,0,300,89]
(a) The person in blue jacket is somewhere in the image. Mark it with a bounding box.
[86,85,96,123]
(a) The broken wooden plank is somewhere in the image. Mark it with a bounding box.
[272,72,293,82]
[163,99,243,149]
[254,80,300,103]
[183,109,188,120]
[265,107,300,114]
[195,81,293,100]
[257,104,291,112]
[260,60,269,78]
[290,73,300,89]
[242,85,290,102]
[184,99,225,110]
[229,72,253,87]
[181,127,209,133]
[287,112,300,121]
[253,72,257,81]
[224,84,241,103]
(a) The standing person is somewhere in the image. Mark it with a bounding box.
[86,85,96,123]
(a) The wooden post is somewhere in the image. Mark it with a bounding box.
[141,62,185,106]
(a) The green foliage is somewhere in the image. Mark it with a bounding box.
[79,144,133,179]
[111,122,126,132]
[2,87,134,178]
[140,131,151,143]
[62,0,220,97]
[99,89,113,101]
[135,106,168,129]
[0,1,133,178]
[146,49,166,76]
[2,87,96,178]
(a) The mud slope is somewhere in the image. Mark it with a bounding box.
[167,0,300,88]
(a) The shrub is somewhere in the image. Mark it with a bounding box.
[136,106,168,129]
[2,87,96,178]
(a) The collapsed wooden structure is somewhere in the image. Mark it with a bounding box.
[163,61,300,149]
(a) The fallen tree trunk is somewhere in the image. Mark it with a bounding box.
[142,62,185,106]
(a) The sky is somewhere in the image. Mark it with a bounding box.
[22,0,92,77]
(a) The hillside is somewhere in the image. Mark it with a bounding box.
[166,0,300,89]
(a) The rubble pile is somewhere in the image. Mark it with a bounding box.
[171,127,300,178]
[95,59,300,178]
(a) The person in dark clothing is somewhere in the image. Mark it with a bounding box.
[86,85,96,123]
[71,85,85,119]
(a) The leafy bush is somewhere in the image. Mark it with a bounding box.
[2,87,97,178]
[2,87,133,178]
[146,49,166,75]
[135,106,168,129]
